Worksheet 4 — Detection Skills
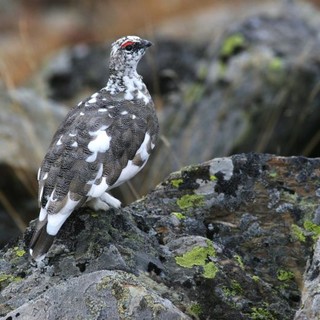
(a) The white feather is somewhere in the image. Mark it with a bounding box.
[100,192,121,208]
[86,128,111,163]
[88,131,111,152]
[89,125,108,136]
[112,160,140,189]
[39,207,47,222]
[56,135,63,146]
[46,193,80,236]
[87,177,109,197]
[86,153,97,163]
[136,133,150,161]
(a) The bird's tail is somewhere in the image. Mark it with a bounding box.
[29,218,55,261]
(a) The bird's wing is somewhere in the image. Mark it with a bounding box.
[37,93,154,219]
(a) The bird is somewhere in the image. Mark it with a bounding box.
[29,35,159,261]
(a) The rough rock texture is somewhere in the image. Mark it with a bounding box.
[42,10,320,204]
[0,154,319,320]
[294,238,320,320]
[2,7,320,246]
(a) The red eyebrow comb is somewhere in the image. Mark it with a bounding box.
[121,40,135,48]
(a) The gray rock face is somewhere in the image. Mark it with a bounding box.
[0,154,319,320]
[295,238,320,320]
[3,270,189,320]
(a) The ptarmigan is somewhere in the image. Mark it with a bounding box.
[29,36,159,261]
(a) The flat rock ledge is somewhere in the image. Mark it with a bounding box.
[0,153,319,320]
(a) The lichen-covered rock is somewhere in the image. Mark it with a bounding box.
[3,270,189,320]
[2,5,320,247]
[0,153,319,320]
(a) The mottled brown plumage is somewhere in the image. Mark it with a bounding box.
[29,36,159,261]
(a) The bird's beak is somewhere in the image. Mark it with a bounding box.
[142,40,152,48]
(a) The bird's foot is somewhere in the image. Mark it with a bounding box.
[86,192,122,211]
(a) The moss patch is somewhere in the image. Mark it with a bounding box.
[176,194,205,210]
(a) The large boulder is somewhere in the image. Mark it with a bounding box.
[1,3,320,272]
[1,153,319,319]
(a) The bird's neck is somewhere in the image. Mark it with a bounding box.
[105,67,150,103]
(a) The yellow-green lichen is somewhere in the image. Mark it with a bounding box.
[0,273,22,284]
[222,280,242,297]
[171,179,183,188]
[171,212,186,220]
[175,240,218,278]
[251,307,275,320]
[268,57,284,71]
[268,171,278,178]
[291,221,320,243]
[277,269,294,282]
[14,247,26,257]
[252,275,260,282]
[0,274,11,282]
[197,63,208,80]
[210,175,217,182]
[234,254,244,270]
[291,224,306,242]
[203,262,219,279]
[221,33,246,57]
[217,61,227,77]
[303,220,320,241]
[185,83,206,104]
[188,303,203,318]
[175,241,215,267]
[177,194,205,210]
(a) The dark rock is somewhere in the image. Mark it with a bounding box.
[0,154,319,320]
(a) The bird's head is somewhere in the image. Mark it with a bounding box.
[109,36,152,74]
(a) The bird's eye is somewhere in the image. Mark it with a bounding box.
[125,45,133,51]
